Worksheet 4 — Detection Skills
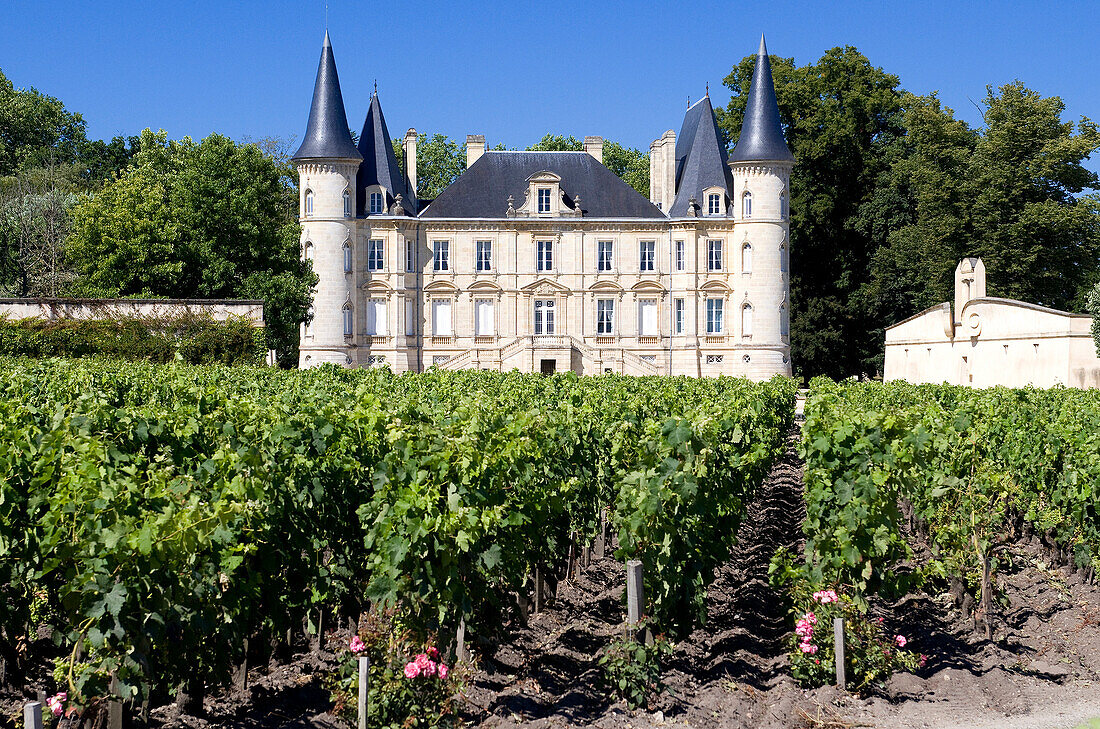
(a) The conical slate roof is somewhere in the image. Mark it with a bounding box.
[357,93,417,215]
[729,36,793,164]
[291,32,362,162]
[669,95,735,217]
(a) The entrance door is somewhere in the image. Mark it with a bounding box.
[540,359,556,375]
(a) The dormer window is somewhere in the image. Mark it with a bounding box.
[522,171,563,217]
[538,188,551,213]
[343,190,352,218]
[369,192,384,214]
[708,193,722,215]
[742,191,752,218]
[305,190,314,217]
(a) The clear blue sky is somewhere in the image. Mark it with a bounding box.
[2,0,1097,178]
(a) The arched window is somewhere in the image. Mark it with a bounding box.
[780,303,789,339]
[343,241,352,273]
[304,305,315,337]
[780,190,788,220]
[343,190,352,218]
[342,303,353,337]
[304,242,314,262]
[305,190,314,217]
[741,303,753,339]
[742,191,752,218]
[741,243,752,274]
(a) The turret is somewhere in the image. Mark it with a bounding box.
[292,31,362,369]
[729,35,795,378]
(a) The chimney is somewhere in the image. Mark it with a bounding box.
[584,136,604,164]
[649,138,662,206]
[403,128,418,196]
[466,134,485,168]
[661,130,676,211]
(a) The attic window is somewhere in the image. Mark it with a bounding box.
[708,193,722,215]
[538,188,552,213]
[370,192,384,214]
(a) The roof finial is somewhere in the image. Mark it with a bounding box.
[373,79,377,96]
[759,33,767,57]
[705,82,709,98]
[687,95,691,109]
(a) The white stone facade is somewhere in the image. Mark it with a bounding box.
[884,258,1100,389]
[297,162,792,379]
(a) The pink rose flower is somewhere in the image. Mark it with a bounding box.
[404,661,420,679]
[438,663,449,679]
[799,641,818,655]
[349,635,365,653]
[422,660,437,677]
[414,653,432,671]
[427,646,440,660]
[895,635,907,648]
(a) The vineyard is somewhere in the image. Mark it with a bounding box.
[0,358,794,721]
[3,361,1100,729]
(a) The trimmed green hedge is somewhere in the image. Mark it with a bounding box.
[0,315,266,365]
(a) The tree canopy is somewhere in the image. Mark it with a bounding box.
[66,129,313,366]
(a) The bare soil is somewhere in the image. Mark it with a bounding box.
[5,430,1099,729]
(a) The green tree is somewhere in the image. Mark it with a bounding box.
[0,69,89,177]
[68,129,313,366]
[0,162,80,296]
[406,133,466,200]
[527,134,583,151]
[966,82,1100,310]
[602,141,650,197]
[718,47,906,379]
[1088,281,1100,356]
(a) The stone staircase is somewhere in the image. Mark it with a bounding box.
[438,335,662,376]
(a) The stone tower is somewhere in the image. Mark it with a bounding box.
[728,35,795,378]
[292,31,362,368]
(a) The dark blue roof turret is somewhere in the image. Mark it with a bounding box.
[291,32,362,162]
[669,95,734,217]
[729,36,794,164]
[357,93,417,215]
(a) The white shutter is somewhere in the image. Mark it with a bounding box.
[476,299,495,335]
[433,300,452,336]
[639,299,658,336]
[405,299,415,336]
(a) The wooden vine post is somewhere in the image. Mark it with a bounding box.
[357,655,369,729]
[833,617,846,690]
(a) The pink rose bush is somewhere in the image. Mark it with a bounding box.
[786,586,924,691]
[46,692,67,717]
[333,611,461,729]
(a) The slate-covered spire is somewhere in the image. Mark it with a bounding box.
[291,31,362,162]
[729,35,794,164]
[356,91,417,215]
[668,95,734,217]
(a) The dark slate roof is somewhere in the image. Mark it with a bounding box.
[729,36,794,164]
[291,32,362,162]
[356,93,417,215]
[419,151,665,219]
[669,96,735,217]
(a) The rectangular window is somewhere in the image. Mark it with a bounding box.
[405,239,415,272]
[536,240,553,272]
[597,240,613,271]
[674,298,684,334]
[708,193,722,215]
[706,298,724,334]
[597,299,614,335]
[432,299,452,336]
[639,240,655,272]
[706,354,724,364]
[366,299,387,336]
[638,298,658,336]
[534,299,555,335]
[405,298,415,335]
[433,240,449,271]
[675,240,684,271]
[476,240,492,271]
[475,299,495,335]
[367,239,384,271]
[538,188,551,213]
[707,240,723,271]
[370,192,384,214]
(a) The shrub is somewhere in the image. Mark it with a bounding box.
[598,622,673,709]
[0,313,265,365]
